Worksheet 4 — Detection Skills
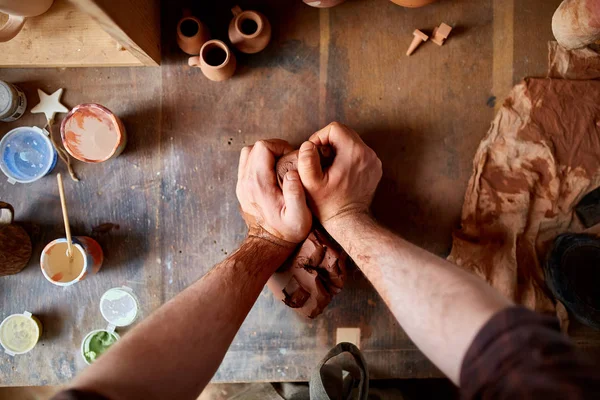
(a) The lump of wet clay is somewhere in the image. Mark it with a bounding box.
[268,147,347,319]
[268,229,348,318]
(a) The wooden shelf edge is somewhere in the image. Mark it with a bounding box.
[72,0,161,66]
[0,0,159,68]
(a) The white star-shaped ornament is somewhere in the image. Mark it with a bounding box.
[31,88,69,123]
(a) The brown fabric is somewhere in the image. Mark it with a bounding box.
[50,390,109,400]
[448,45,600,328]
[548,41,600,79]
[267,147,348,319]
[461,307,600,400]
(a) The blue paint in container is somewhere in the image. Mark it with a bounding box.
[0,127,57,184]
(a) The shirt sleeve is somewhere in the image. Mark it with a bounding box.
[460,307,600,400]
[50,389,110,400]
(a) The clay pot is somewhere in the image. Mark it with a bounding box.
[390,0,438,7]
[228,6,271,54]
[552,0,600,50]
[302,0,346,7]
[176,15,210,55]
[0,202,32,276]
[189,40,236,82]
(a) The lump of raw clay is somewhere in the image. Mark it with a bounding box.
[268,229,347,318]
[275,147,334,187]
[268,147,347,318]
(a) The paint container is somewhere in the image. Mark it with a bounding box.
[81,286,140,364]
[60,103,126,163]
[0,311,42,356]
[40,236,103,286]
[0,81,27,122]
[0,126,57,184]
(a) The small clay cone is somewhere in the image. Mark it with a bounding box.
[228,6,272,54]
[406,29,428,56]
[0,202,32,276]
[176,15,210,55]
[189,40,236,82]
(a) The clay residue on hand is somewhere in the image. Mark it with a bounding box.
[268,146,347,319]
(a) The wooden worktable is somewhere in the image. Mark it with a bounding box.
[2,0,597,387]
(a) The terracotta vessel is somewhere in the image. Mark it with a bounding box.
[189,40,236,82]
[228,6,271,54]
[552,0,600,50]
[0,0,54,42]
[0,202,32,276]
[302,0,346,7]
[176,14,210,55]
[390,0,438,7]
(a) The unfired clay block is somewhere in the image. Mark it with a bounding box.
[431,23,452,46]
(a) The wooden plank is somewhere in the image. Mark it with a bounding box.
[1,0,598,387]
[0,0,143,68]
[73,0,161,66]
[492,0,514,111]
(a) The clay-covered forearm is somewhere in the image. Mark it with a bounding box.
[324,213,511,385]
[67,237,292,400]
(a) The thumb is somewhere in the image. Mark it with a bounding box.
[297,141,323,189]
[282,170,309,220]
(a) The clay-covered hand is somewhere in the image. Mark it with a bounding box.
[297,122,382,228]
[236,139,312,245]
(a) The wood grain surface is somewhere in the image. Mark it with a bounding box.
[0,0,145,68]
[2,0,598,387]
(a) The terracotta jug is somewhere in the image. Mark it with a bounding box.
[390,0,438,7]
[0,0,54,42]
[0,202,32,276]
[302,0,346,7]
[228,6,271,54]
[189,40,237,82]
[176,14,210,55]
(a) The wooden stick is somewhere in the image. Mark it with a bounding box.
[57,173,73,258]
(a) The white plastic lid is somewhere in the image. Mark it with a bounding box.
[99,286,139,332]
[0,311,40,356]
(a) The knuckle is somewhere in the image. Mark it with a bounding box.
[254,140,268,150]
[241,146,251,156]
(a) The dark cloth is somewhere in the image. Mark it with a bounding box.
[460,307,600,400]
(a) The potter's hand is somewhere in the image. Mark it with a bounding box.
[297,122,382,229]
[237,139,312,245]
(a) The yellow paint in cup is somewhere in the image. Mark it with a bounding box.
[0,311,42,356]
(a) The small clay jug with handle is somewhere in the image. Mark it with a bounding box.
[176,12,210,55]
[0,202,32,276]
[228,5,271,54]
[189,40,236,82]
